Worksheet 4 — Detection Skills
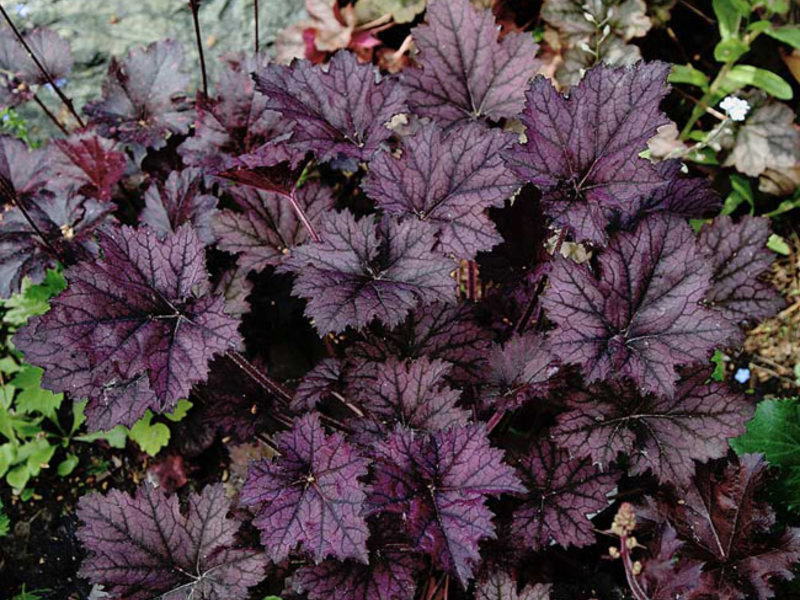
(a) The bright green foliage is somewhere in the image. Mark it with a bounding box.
[1,270,67,329]
[128,411,171,457]
[0,498,9,537]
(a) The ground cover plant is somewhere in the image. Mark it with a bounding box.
[0,0,799,599]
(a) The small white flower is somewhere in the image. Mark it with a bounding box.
[719,96,750,122]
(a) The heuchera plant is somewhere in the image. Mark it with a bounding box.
[1,0,795,598]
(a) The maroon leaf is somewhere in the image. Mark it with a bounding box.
[699,215,784,328]
[643,454,800,600]
[402,0,539,125]
[84,40,193,148]
[639,524,704,600]
[214,181,334,273]
[0,193,114,298]
[475,571,552,600]
[279,211,456,335]
[363,121,520,258]
[141,168,218,244]
[552,369,753,483]
[483,333,560,412]
[368,424,524,586]
[0,135,49,201]
[503,63,672,244]
[541,214,737,398]
[77,482,266,600]
[14,225,241,429]
[629,162,721,224]
[241,412,370,564]
[253,50,406,163]
[510,439,616,550]
[47,132,126,202]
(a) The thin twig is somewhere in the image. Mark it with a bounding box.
[254,0,259,53]
[188,0,208,98]
[288,187,321,242]
[0,2,85,127]
[0,178,64,261]
[32,92,69,135]
[226,350,293,403]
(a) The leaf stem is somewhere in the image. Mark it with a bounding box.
[226,350,292,404]
[0,3,85,128]
[188,0,209,98]
[32,92,69,136]
[0,177,65,262]
[254,0,259,53]
[288,187,321,242]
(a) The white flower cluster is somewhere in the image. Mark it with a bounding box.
[720,96,750,122]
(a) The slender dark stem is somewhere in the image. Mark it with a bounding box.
[0,178,64,261]
[288,188,321,242]
[188,0,208,98]
[226,350,292,404]
[0,2,85,127]
[32,93,69,135]
[254,0,260,53]
[515,228,568,334]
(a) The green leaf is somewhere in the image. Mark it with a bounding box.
[164,399,193,422]
[1,269,67,327]
[714,38,750,62]
[724,65,794,99]
[767,233,792,255]
[668,64,710,91]
[128,411,170,457]
[731,398,800,465]
[0,498,9,537]
[711,350,727,382]
[56,453,79,477]
[0,357,19,375]
[11,366,63,420]
[75,424,128,449]
[6,463,29,490]
[0,443,15,478]
[713,0,745,39]
[721,174,755,215]
[765,25,800,49]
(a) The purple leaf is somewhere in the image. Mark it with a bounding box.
[699,215,784,327]
[213,265,253,317]
[0,135,49,201]
[402,0,539,125]
[349,302,492,384]
[0,28,72,105]
[483,333,560,412]
[214,181,334,273]
[279,211,456,335]
[349,357,470,431]
[291,552,420,600]
[47,132,127,202]
[629,161,721,224]
[84,40,193,148]
[292,358,344,411]
[14,224,241,429]
[141,168,218,244]
[643,454,800,600]
[178,52,290,174]
[253,51,406,163]
[363,121,520,258]
[77,482,266,600]
[475,571,552,600]
[640,524,703,600]
[241,412,370,564]
[541,214,737,398]
[368,424,524,586]
[552,368,754,483]
[510,439,617,550]
[503,63,672,244]
[0,193,114,298]
[82,372,158,432]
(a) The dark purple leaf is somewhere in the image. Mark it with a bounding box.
[241,412,370,564]
[552,368,753,483]
[402,0,539,126]
[0,28,72,105]
[483,333,559,412]
[475,571,551,600]
[140,168,218,243]
[178,52,290,174]
[84,40,193,148]
[214,181,334,273]
[643,454,800,600]
[279,211,456,335]
[77,482,266,600]
[0,135,48,201]
[349,302,492,384]
[83,372,158,431]
[363,121,520,258]
[47,132,127,202]
[14,224,241,429]
[503,63,672,244]
[292,358,343,411]
[291,551,420,600]
[349,357,469,431]
[0,193,114,298]
[699,215,784,327]
[541,214,737,398]
[368,424,524,586]
[640,524,703,600]
[628,161,721,224]
[510,439,616,550]
[253,50,406,163]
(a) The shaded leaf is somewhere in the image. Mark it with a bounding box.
[141,168,218,244]
[475,571,551,600]
[725,102,800,178]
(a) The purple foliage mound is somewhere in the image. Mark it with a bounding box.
[1,0,790,598]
